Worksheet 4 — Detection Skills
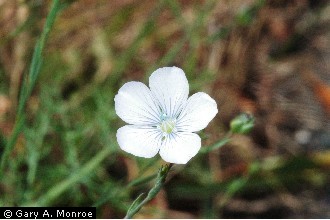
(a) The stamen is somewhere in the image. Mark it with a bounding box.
[157,113,177,138]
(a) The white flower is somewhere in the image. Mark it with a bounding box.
[114,67,218,164]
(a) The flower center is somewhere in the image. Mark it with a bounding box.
[158,114,177,137]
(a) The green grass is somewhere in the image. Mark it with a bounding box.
[0,0,63,177]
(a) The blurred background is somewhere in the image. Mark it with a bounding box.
[0,0,329,218]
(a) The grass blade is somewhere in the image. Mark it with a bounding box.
[0,0,63,177]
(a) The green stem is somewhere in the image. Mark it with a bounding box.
[200,132,232,154]
[124,164,173,219]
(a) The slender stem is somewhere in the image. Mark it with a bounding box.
[200,131,232,154]
[124,164,173,219]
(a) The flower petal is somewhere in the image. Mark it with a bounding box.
[149,67,189,118]
[116,125,162,158]
[176,92,218,132]
[159,132,201,164]
[115,82,161,125]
